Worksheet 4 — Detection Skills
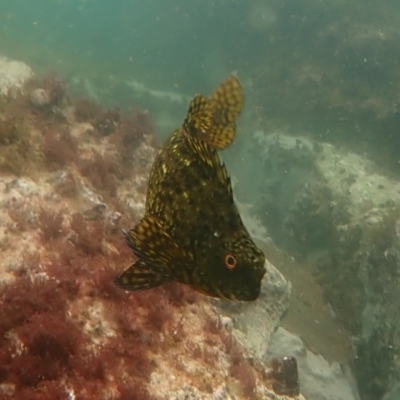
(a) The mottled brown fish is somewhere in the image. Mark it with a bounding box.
[115,76,266,301]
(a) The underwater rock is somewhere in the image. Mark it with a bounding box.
[123,78,192,139]
[266,356,300,397]
[218,258,292,360]
[0,56,33,96]
[0,57,304,400]
[67,75,192,139]
[242,130,400,400]
[382,384,400,400]
[267,327,359,400]
[30,88,51,107]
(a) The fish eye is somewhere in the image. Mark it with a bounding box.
[224,253,237,269]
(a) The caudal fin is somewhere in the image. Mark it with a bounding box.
[184,75,244,150]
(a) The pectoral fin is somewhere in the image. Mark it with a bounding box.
[114,260,169,291]
[124,215,193,278]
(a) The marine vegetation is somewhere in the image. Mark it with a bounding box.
[115,76,266,301]
[0,72,281,399]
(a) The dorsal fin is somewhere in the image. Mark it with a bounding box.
[184,132,233,201]
[185,94,212,133]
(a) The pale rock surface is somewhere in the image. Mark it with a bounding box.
[236,130,400,399]
[0,56,33,96]
[267,327,360,400]
[218,260,292,360]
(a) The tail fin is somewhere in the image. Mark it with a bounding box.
[184,75,244,150]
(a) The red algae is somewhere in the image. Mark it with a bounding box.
[74,100,121,136]
[0,114,32,175]
[0,222,168,399]
[0,67,285,400]
[13,381,69,400]
[37,73,67,107]
[43,127,78,171]
[0,113,22,145]
[74,98,102,123]
[93,107,121,136]
[70,212,105,255]
[111,110,155,165]
[38,209,64,241]
[11,314,81,387]
[0,70,166,399]
[78,151,120,198]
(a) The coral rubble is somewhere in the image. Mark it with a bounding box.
[0,59,304,400]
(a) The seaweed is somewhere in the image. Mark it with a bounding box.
[53,171,78,198]
[12,381,69,400]
[42,74,67,105]
[0,72,179,399]
[161,282,198,307]
[74,100,121,137]
[224,334,257,398]
[0,275,80,394]
[111,110,154,164]
[93,107,121,136]
[203,314,220,335]
[93,268,123,301]
[10,314,81,387]
[34,74,67,108]
[116,384,155,400]
[38,209,64,241]
[78,151,120,197]
[0,113,22,145]
[42,126,78,171]
[0,115,32,175]
[0,230,166,399]
[73,98,102,123]
[145,293,172,331]
[70,212,104,255]
[0,277,68,340]
[8,206,33,232]
[230,356,257,398]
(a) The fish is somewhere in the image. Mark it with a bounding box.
[114,76,266,301]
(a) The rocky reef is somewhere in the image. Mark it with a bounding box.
[238,130,400,400]
[0,58,306,400]
[242,0,400,162]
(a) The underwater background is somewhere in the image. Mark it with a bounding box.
[3,0,400,152]
[2,1,400,399]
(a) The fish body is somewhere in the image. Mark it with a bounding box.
[115,76,266,301]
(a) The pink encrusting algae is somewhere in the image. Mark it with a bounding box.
[0,71,300,400]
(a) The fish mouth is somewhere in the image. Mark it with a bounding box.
[205,283,261,301]
[228,265,265,301]
[233,287,261,301]
[225,281,262,301]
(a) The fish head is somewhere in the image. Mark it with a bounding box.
[194,232,266,301]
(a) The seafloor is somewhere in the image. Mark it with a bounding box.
[0,56,307,400]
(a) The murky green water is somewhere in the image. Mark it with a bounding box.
[2,1,400,399]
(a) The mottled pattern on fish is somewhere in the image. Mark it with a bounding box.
[115,76,266,301]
